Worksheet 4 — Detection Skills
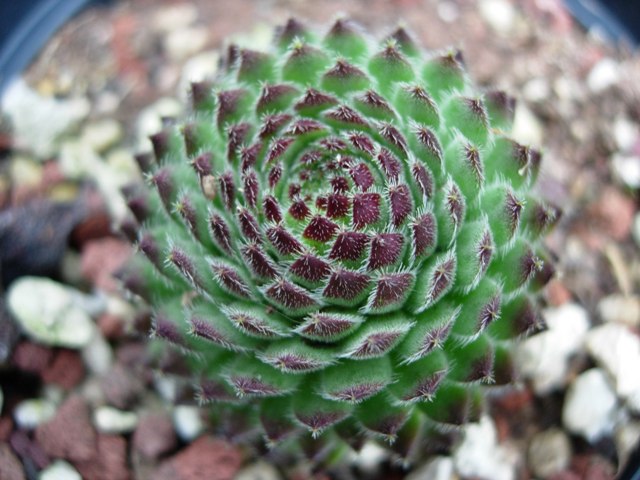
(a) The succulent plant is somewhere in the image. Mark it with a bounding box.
[121,18,559,464]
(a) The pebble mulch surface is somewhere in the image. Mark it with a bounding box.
[1,0,640,479]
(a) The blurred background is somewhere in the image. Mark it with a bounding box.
[0,1,639,479]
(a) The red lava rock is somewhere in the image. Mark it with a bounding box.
[153,436,243,480]
[0,416,14,442]
[11,342,53,375]
[9,430,49,469]
[132,413,177,459]
[41,349,85,390]
[101,364,145,409]
[35,394,96,463]
[546,279,573,306]
[590,187,635,242]
[75,434,130,480]
[0,443,25,480]
[98,313,126,340]
[81,237,132,292]
[549,472,581,480]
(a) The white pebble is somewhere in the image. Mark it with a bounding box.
[586,323,640,404]
[597,294,640,328]
[563,368,618,442]
[81,332,113,375]
[82,119,123,153]
[437,2,459,23]
[234,461,282,480]
[453,416,518,480]
[354,441,389,475]
[173,405,204,441]
[1,79,90,157]
[178,50,219,101]
[613,117,639,152]
[152,4,198,33]
[587,58,620,93]
[39,460,82,480]
[94,406,138,434]
[612,154,640,189]
[14,399,57,429]
[479,0,516,34]
[511,103,543,147]
[515,303,590,394]
[406,456,454,480]
[523,78,550,103]
[615,421,640,468]
[136,97,183,151]
[527,428,571,478]
[165,27,209,61]
[7,277,96,348]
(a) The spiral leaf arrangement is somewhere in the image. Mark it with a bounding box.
[121,18,559,463]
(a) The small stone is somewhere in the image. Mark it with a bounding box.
[562,369,617,442]
[164,27,209,61]
[94,406,138,434]
[74,434,130,480]
[437,2,459,23]
[98,313,126,340]
[136,97,183,151]
[153,436,242,480]
[615,421,640,469]
[613,117,639,152]
[528,428,571,478]
[152,3,198,33]
[81,332,113,375]
[1,79,90,157]
[515,303,590,394]
[0,443,25,480]
[587,58,620,93]
[41,349,85,390]
[234,461,282,480]
[36,395,96,463]
[353,441,389,476]
[40,460,82,480]
[7,277,96,348]
[453,416,518,480]
[479,0,516,34]
[9,156,43,189]
[405,456,454,480]
[11,341,53,374]
[612,154,640,189]
[82,120,123,153]
[132,414,177,459]
[597,294,640,328]
[80,238,132,293]
[13,398,57,429]
[101,364,145,409]
[512,103,543,146]
[173,405,204,442]
[178,50,220,102]
[586,323,640,406]
[523,77,550,102]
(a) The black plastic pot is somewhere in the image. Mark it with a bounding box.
[0,0,113,96]
[562,0,640,47]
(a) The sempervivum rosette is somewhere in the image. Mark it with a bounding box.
[120,18,559,463]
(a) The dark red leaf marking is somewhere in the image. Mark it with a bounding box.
[227,123,251,161]
[191,152,213,177]
[348,132,375,155]
[389,184,413,227]
[190,317,235,348]
[349,163,375,191]
[505,191,524,236]
[360,90,392,112]
[326,105,368,126]
[212,263,252,298]
[217,89,246,127]
[264,278,317,310]
[330,176,349,193]
[368,233,404,270]
[230,377,280,396]
[372,272,414,308]
[412,213,436,258]
[287,118,324,135]
[153,315,187,348]
[289,254,331,283]
[326,193,351,219]
[428,257,456,303]
[295,88,337,111]
[267,137,295,164]
[238,208,262,244]
[323,269,371,301]
[242,244,278,279]
[268,163,282,189]
[263,195,282,223]
[412,162,433,200]
[478,295,501,332]
[209,214,233,254]
[329,382,385,402]
[264,353,324,372]
[176,196,198,239]
[349,331,403,358]
[257,84,298,112]
[303,216,339,243]
[415,126,443,161]
[380,124,407,155]
[242,171,259,209]
[260,113,292,140]
[168,247,203,289]
[240,142,262,172]
[402,371,446,402]
[319,136,348,152]
[329,231,369,261]
[352,192,381,229]
[151,168,173,206]
[219,172,236,210]
[298,313,358,338]
[227,312,278,337]
[267,225,303,255]
[377,148,402,180]
[289,200,311,220]
[139,233,161,267]
[324,60,367,80]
